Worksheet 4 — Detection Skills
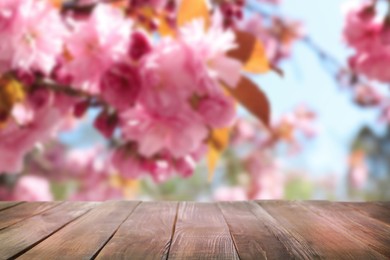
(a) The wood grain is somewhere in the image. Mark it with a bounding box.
[0,201,388,259]
[249,201,322,259]
[18,201,139,259]
[218,201,293,260]
[96,201,178,260]
[341,202,390,226]
[168,202,239,260]
[258,201,387,259]
[0,201,61,230]
[301,201,390,258]
[0,201,97,259]
[0,201,23,211]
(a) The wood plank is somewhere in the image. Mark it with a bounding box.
[0,201,98,259]
[0,202,61,230]
[95,201,178,260]
[341,202,390,226]
[248,201,322,259]
[0,201,24,211]
[258,201,387,259]
[218,201,293,260]
[168,202,239,260]
[18,201,140,259]
[301,201,390,258]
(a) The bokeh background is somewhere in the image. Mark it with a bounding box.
[2,0,389,201]
[61,0,388,201]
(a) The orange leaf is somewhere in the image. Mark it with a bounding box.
[228,30,270,74]
[177,0,210,28]
[225,77,270,127]
[228,30,256,63]
[207,127,230,181]
[243,40,270,73]
[158,15,175,36]
[49,0,63,8]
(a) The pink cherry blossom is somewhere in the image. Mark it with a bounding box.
[111,147,146,179]
[11,176,53,201]
[197,94,236,128]
[93,110,118,139]
[353,84,384,107]
[143,156,174,182]
[128,31,152,61]
[343,1,390,83]
[350,51,390,82]
[0,0,67,74]
[180,19,242,90]
[257,0,280,4]
[0,90,74,173]
[343,1,378,51]
[245,154,284,200]
[139,39,198,115]
[100,62,142,111]
[120,105,208,159]
[61,4,132,93]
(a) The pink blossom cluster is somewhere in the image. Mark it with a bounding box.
[0,143,126,201]
[0,175,53,201]
[344,1,390,83]
[232,104,317,152]
[242,17,303,64]
[342,1,390,124]
[215,105,317,201]
[0,0,246,181]
[0,90,75,173]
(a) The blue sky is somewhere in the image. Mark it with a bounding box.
[257,0,381,177]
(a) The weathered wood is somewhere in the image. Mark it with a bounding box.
[18,201,140,259]
[168,202,239,260]
[0,201,388,259]
[218,201,293,260]
[249,201,322,259]
[258,201,387,259]
[96,201,178,260]
[0,201,60,230]
[341,202,390,226]
[0,201,24,211]
[0,201,97,259]
[302,201,390,258]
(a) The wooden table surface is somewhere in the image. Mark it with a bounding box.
[0,201,389,259]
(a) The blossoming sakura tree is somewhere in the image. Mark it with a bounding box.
[1,0,388,201]
[0,0,274,179]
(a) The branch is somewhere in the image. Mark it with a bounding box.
[36,79,108,108]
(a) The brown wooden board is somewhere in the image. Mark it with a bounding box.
[218,201,293,259]
[0,201,23,211]
[18,201,140,259]
[96,201,178,260]
[258,201,387,259]
[0,201,61,230]
[341,202,390,227]
[0,201,97,259]
[168,202,239,259]
[249,201,322,259]
[0,201,388,259]
[301,201,390,258]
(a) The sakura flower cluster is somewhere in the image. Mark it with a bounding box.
[215,105,318,201]
[342,1,390,124]
[0,0,248,181]
[344,1,390,83]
